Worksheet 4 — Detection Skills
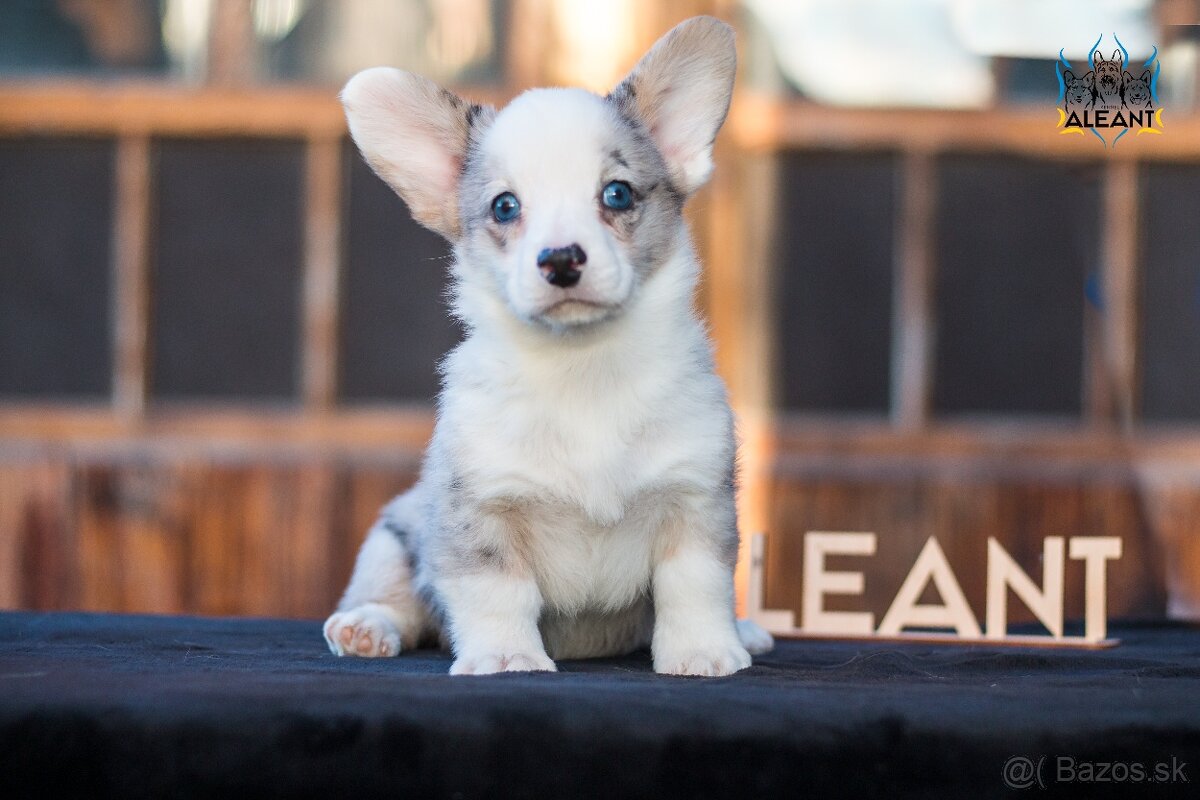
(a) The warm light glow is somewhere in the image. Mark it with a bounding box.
[426,0,494,75]
[551,0,639,91]
[162,0,214,80]
[252,0,306,43]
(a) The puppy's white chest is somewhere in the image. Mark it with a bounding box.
[450,365,693,525]
[523,502,658,614]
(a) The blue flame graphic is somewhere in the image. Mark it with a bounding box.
[1114,33,1129,69]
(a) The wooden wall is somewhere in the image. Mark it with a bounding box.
[1,0,1199,625]
[0,415,428,619]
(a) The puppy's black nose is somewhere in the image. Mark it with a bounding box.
[537,244,586,288]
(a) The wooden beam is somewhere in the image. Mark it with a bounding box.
[722,151,780,616]
[207,0,259,86]
[0,407,436,453]
[111,135,152,418]
[301,135,344,412]
[0,84,344,138]
[728,95,1200,162]
[0,84,508,139]
[891,150,936,429]
[1088,160,1141,428]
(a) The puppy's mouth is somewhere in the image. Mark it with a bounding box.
[536,298,620,328]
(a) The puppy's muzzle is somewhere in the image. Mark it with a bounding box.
[537,244,586,288]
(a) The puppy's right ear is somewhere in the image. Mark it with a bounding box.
[1063,69,1076,83]
[341,68,492,239]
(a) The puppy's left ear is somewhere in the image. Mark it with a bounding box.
[608,16,736,196]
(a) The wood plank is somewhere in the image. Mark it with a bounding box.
[728,95,1200,162]
[706,149,780,615]
[1087,160,1140,427]
[0,407,435,453]
[111,135,152,417]
[301,135,344,411]
[770,417,1200,466]
[74,464,127,611]
[74,462,188,613]
[1142,485,1200,620]
[0,460,73,610]
[207,0,257,86]
[0,83,509,138]
[183,464,247,616]
[891,150,936,429]
[269,464,338,619]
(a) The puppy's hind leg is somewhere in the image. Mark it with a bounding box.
[736,619,775,655]
[324,496,430,658]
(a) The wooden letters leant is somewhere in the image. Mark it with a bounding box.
[747,532,1123,648]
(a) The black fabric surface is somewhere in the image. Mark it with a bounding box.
[1,612,1198,799]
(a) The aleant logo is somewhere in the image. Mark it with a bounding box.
[1056,34,1163,147]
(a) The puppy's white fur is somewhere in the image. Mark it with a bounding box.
[326,17,773,676]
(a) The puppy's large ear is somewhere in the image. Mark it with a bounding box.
[608,16,736,196]
[341,67,492,239]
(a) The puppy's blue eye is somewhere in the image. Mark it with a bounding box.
[492,192,520,223]
[602,181,633,211]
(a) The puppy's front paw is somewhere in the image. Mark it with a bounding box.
[450,651,557,675]
[324,603,402,657]
[654,641,752,677]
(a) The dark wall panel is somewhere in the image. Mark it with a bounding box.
[1140,164,1200,422]
[0,138,113,397]
[151,139,304,401]
[340,148,458,404]
[774,152,896,413]
[933,156,1097,417]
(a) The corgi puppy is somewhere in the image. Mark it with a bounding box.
[324,16,774,676]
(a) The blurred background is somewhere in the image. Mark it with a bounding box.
[1,0,1198,630]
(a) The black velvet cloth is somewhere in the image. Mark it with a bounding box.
[1,612,1198,799]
